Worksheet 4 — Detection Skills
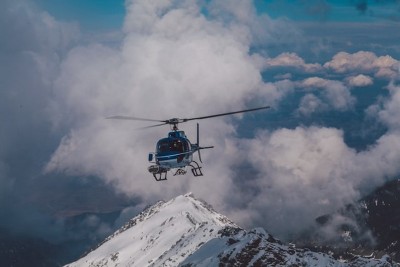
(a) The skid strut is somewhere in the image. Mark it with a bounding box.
[189,161,203,177]
[148,165,168,181]
[153,172,167,181]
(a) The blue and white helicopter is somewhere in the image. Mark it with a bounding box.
[107,106,269,181]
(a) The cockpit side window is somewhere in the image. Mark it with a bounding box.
[184,141,188,151]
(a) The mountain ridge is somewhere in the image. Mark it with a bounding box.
[65,193,398,267]
[65,193,238,266]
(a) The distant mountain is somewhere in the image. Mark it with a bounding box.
[0,228,60,267]
[308,179,400,262]
[65,193,397,267]
[361,179,400,260]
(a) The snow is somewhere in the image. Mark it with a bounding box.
[65,193,399,267]
[65,193,237,267]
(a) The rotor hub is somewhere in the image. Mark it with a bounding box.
[167,118,180,124]
[166,118,181,130]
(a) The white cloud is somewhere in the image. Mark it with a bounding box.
[228,127,359,236]
[324,51,375,73]
[324,51,400,79]
[377,82,400,131]
[255,79,295,108]
[300,77,355,111]
[0,0,79,182]
[206,0,300,47]
[46,0,286,204]
[35,0,400,241]
[346,74,373,87]
[0,0,82,238]
[226,124,400,237]
[297,93,327,116]
[264,52,322,73]
[301,76,329,88]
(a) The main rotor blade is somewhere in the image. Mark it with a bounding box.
[106,115,166,123]
[181,106,270,122]
[140,122,169,129]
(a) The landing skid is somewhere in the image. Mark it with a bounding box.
[148,165,168,181]
[153,172,167,181]
[173,163,203,177]
[189,161,203,177]
[148,162,204,181]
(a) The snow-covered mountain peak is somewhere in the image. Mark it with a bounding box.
[65,193,398,267]
[65,193,238,267]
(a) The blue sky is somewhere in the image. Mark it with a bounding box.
[256,0,400,21]
[36,0,125,31]
[35,0,400,32]
[2,0,400,261]
[33,0,400,60]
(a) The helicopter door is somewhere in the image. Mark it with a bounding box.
[170,140,184,162]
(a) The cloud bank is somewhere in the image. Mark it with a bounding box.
[264,52,322,73]
[3,0,400,243]
[324,51,400,79]
[45,0,400,239]
[45,0,287,202]
[0,0,80,237]
[346,74,373,87]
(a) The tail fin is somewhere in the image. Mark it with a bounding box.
[196,123,213,163]
[197,123,202,162]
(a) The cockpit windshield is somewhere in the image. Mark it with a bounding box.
[158,140,170,153]
[157,139,187,153]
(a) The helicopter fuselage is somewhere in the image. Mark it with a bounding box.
[147,126,210,181]
[149,130,194,169]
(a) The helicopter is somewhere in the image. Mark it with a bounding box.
[107,106,270,181]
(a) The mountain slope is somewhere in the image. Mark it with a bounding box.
[66,193,398,267]
[182,227,396,267]
[310,179,400,261]
[65,193,237,267]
